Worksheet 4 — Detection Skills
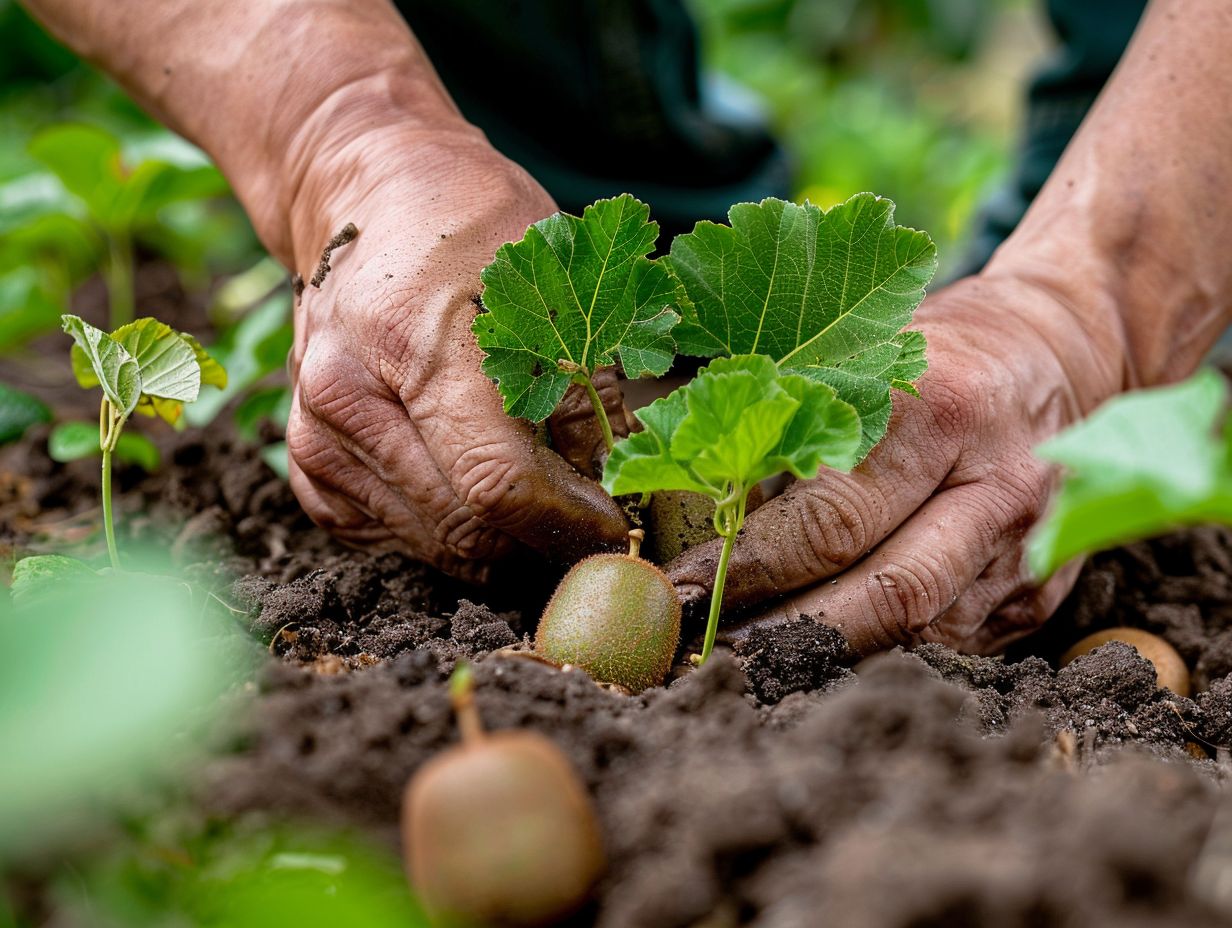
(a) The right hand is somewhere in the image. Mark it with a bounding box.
[282,126,630,583]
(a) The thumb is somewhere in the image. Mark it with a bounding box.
[547,365,632,478]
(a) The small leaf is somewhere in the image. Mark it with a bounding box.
[603,354,861,501]
[109,318,201,403]
[475,194,680,422]
[61,314,140,417]
[178,331,228,389]
[48,421,100,461]
[0,382,51,444]
[668,194,935,460]
[1028,370,1232,578]
[9,554,98,603]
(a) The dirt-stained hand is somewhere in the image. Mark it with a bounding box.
[667,275,1127,655]
[283,129,629,582]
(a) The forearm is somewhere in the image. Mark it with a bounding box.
[985,0,1232,395]
[19,0,479,266]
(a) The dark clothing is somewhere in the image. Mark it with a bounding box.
[392,0,1149,256]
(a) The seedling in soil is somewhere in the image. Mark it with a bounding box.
[604,354,863,664]
[61,313,226,568]
[536,529,681,692]
[403,664,605,926]
[473,194,680,452]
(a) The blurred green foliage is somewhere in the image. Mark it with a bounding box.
[690,0,1040,273]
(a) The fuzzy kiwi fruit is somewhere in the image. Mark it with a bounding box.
[404,666,605,927]
[1062,626,1190,696]
[536,530,681,692]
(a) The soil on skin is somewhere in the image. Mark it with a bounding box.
[6,368,1232,926]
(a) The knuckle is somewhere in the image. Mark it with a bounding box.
[297,344,370,428]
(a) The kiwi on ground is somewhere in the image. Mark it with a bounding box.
[404,666,605,927]
[536,530,681,693]
[1062,626,1190,696]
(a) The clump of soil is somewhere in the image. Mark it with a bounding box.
[7,402,1232,926]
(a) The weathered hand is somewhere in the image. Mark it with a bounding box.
[284,129,629,582]
[667,274,1127,655]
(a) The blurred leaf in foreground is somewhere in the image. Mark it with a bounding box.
[1028,370,1232,578]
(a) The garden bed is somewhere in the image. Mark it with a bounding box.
[5,404,1232,927]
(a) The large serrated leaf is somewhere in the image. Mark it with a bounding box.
[603,354,861,500]
[61,314,140,417]
[1028,370,1232,578]
[476,194,680,422]
[668,194,936,460]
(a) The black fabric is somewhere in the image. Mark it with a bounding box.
[391,0,790,236]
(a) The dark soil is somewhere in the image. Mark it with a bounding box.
[7,363,1232,926]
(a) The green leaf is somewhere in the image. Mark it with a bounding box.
[28,124,124,224]
[475,194,680,421]
[61,314,140,417]
[48,421,99,461]
[0,267,67,352]
[109,318,201,403]
[178,331,228,389]
[1028,370,1232,578]
[0,382,50,444]
[9,554,98,604]
[668,194,936,459]
[49,421,160,471]
[603,354,861,500]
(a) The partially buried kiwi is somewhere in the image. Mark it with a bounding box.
[536,529,681,693]
[1062,626,1190,697]
[404,665,606,927]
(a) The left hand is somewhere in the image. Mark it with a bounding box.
[666,273,1128,655]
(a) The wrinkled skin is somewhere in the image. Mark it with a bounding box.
[669,275,1124,655]
[284,130,630,583]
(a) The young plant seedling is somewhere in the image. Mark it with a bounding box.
[27,124,228,329]
[603,354,863,664]
[536,528,681,692]
[61,313,226,568]
[403,664,605,926]
[473,193,680,452]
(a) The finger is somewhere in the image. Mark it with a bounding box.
[547,366,631,477]
[745,484,1013,656]
[950,559,1083,655]
[403,371,631,564]
[287,455,399,547]
[667,391,955,610]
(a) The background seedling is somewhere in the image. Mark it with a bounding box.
[474,194,680,451]
[61,313,226,568]
[604,354,862,663]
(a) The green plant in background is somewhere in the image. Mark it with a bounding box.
[60,313,226,568]
[22,125,228,329]
[1028,370,1232,578]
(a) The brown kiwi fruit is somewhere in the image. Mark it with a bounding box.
[536,530,681,692]
[404,666,605,926]
[1062,626,1190,697]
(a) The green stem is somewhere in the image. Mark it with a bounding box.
[105,232,135,330]
[700,525,736,665]
[579,373,616,453]
[99,398,123,571]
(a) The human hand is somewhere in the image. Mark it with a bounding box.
[283,126,629,582]
[666,274,1129,655]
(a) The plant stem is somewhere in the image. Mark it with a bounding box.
[449,664,484,744]
[101,443,120,571]
[98,398,122,571]
[105,232,135,330]
[700,526,736,665]
[579,373,615,453]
